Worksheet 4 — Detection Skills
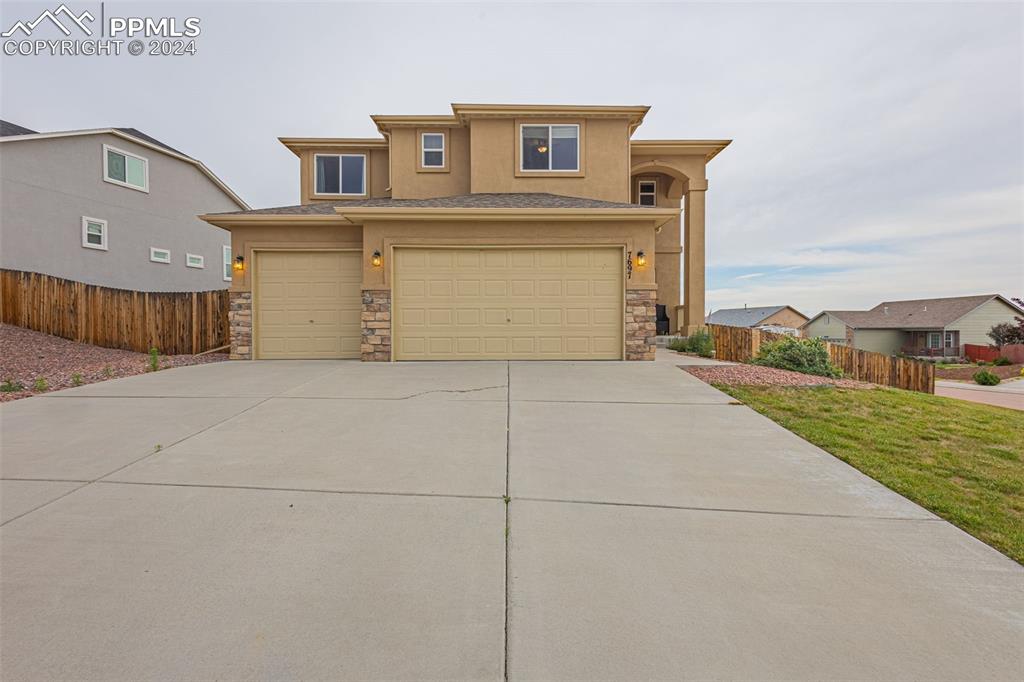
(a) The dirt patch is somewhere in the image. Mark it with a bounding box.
[0,324,228,402]
[935,363,1023,382]
[683,363,874,389]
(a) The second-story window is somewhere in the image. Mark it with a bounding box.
[315,154,365,195]
[422,133,445,168]
[638,180,657,206]
[104,144,149,192]
[521,124,579,171]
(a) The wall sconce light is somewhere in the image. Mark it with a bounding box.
[636,250,647,267]
[232,255,245,273]
[371,250,383,267]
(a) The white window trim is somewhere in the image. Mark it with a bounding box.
[81,216,108,251]
[186,253,205,269]
[223,245,233,282]
[927,332,942,349]
[519,123,580,172]
[150,247,171,264]
[313,153,367,196]
[421,132,445,168]
[103,144,150,193]
[638,179,657,206]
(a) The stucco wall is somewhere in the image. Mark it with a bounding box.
[0,133,238,291]
[803,315,849,343]
[299,147,390,204]
[851,329,906,355]
[952,298,1022,345]
[389,127,471,199]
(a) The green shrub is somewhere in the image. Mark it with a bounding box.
[973,370,1000,386]
[147,348,160,372]
[71,372,84,386]
[1,378,25,392]
[993,356,1012,366]
[33,377,48,392]
[976,360,989,366]
[666,329,714,358]
[103,365,113,378]
[753,336,842,378]
[666,338,687,352]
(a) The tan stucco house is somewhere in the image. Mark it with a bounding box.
[801,294,1023,358]
[203,103,729,361]
[706,305,808,334]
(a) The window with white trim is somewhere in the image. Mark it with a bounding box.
[223,246,233,281]
[638,180,657,206]
[186,253,205,269]
[944,331,955,348]
[422,133,444,167]
[150,247,170,264]
[103,144,149,192]
[927,332,942,349]
[314,154,365,195]
[521,124,579,171]
[81,216,108,251]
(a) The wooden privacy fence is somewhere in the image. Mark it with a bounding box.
[706,323,935,393]
[0,269,229,355]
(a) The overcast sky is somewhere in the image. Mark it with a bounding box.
[2,1,1021,315]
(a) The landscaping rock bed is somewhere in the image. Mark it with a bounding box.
[0,324,228,402]
[683,363,873,389]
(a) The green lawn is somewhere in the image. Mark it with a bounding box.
[717,385,1024,564]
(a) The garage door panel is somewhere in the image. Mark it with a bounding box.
[255,251,361,360]
[394,247,623,360]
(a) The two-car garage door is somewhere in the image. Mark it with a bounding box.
[392,247,623,360]
[253,247,624,360]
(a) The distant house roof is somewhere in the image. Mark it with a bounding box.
[0,120,37,136]
[208,193,645,217]
[706,305,806,328]
[808,295,1022,330]
[0,124,247,209]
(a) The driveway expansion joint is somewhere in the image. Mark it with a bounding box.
[94,479,505,502]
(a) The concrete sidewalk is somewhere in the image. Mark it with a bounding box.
[936,378,1024,410]
[1,353,1021,680]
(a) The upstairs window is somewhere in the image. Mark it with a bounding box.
[223,245,233,281]
[521,124,579,171]
[422,133,445,168]
[186,253,205,269]
[104,144,148,192]
[638,180,657,206]
[315,154,365,195]
[81,216,108,251]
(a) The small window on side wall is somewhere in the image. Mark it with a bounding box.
[314,154,365,195]
[422,133,444,168]
[103,144,148,192]
[150,247,171,264]
[638,180,657,206]
[223,245,233,281]
[186,253,205,269]
[81,217,108,251]
[521,124,579,171]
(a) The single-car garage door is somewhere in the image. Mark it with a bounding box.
[393,246,623,360]
[255,250,362,359]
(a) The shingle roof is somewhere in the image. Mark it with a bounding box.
[210,193,648,216]
[706,306,791,327]
[0,120,37,136]
[819,295,1018,329]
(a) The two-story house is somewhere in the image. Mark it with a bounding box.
[202,103,729,361]
[0,121,247,292]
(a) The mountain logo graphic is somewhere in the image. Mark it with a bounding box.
[2,4,95,38]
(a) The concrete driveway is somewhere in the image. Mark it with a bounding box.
[1,353,1021,680]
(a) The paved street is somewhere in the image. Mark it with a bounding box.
[936,378,1024,411]
[1,354,1021,680]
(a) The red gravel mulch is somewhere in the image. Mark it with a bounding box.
[683,363,874,389]
[0,324,228,402]
[935,363,1023,381]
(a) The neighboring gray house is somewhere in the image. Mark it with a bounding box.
[0,121,248,291]
[706,305,809,334]
[802,294,1023,358]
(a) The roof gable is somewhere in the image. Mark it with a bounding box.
[810,295,1020,329]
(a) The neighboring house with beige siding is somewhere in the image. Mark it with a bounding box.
[0,120,248,291]
[706,305,808,334]
[202,103,730,362]
[802,294,1023,358]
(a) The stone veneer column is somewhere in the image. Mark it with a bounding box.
[228,291,252,360]
[361,289,392,361]
[625,288,657,361]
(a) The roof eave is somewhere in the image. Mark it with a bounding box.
[199,213,343,230]
[278,137,389,156]
[335,206,677,227]
[630,139,732,162]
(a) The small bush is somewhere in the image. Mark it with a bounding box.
[667,329,714,357]
[973,370,1001,386]
[1,378,25,392]
[666,338,687,352]
[33,377,48,392]
[71,372,84,386]
[147,348,160,372]
[993,356,1012,366]
[103,365,113,378]
[753,336,842,378]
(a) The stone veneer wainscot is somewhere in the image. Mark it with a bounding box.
[625,288,657,361]
[228,291,252,360]
[361,289,392,361]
